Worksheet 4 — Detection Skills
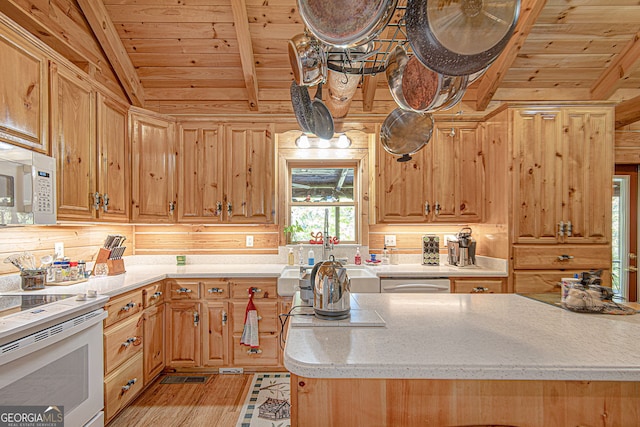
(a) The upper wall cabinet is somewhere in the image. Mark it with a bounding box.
[511,107,613,244]
[177,122,275,224]
[130,109,177,223]
[376,122,483,223]
[0,24,48,152]
[51,63,129,222]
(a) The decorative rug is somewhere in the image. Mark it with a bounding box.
[237,373,291,427]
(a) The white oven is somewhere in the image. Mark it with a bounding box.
[0,308,107,427]
[380,277,451,293]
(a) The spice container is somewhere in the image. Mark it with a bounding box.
[77,260,86,278]
[69,261,79,280]
[21,269,46,290]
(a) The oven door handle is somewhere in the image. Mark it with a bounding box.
[382,284,449,293]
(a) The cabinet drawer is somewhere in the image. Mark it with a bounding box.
[230,278,277,299]
[202,279,230,299]
[142,281,165,308]
[513,245,610,270]
[231,301,279,334]
[167,279,201,300]
[104,291,143,328]
[104,352,143,422]
[514,270,612,294]
[452,279,505,293]
[231,333,279,367]
[104,315,143,375]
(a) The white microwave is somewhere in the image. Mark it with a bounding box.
[0,143,56,225]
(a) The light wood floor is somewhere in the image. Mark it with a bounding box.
[108,373,253,427]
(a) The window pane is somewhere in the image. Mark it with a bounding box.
[290,206,355,243]
[291,168,354,202]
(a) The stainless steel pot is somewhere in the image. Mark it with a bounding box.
[386,46,468,113]
[298,0,399,48]
[310,255,351,320]
[380,108,434,162]
[406,0,521,76]
[288,32,327,86]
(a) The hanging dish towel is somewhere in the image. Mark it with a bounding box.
[240,288,260,348]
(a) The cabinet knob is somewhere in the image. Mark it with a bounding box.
[120,302,136,312]
[434,202,441,215]
[215,201,222,216]
[249,287,261,295]
[169,201,176,214]
[151,291,162,299]
[227,202,233,217]
[176,287,192,294]
[208,287,223,294]
[247,348,262,355]
[471,287,490,293]
[566,220,573,237]
[102,193,109,212]
[121,378,137,392]
[424,202,430,215]
[557,221,565,238]
[121,336,141,348]
[222,310,227,325]
[194,311,200,326]
[557,254,574,261]
[93,192,101,211]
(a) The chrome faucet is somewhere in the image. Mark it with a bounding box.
[322,208,333,261]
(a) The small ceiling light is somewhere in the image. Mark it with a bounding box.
[296,134,310,148]
[336,134,351,148]
[318,138,331,149]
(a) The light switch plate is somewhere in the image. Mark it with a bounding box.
[384,235,396,246]
[54,242,64,258]
[246,235,254,247]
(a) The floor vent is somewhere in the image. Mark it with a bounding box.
[160,375,209,384]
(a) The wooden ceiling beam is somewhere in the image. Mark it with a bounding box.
[590,31,640,100]
[76,0,145,107]
[230,0,260,111]
[362,74,381,112]
[472,0,548,111]
[615,94,640,128]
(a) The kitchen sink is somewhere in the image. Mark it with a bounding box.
[277,265,380,296]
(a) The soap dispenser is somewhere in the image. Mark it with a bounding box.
[288,248,294,266]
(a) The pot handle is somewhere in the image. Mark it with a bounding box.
[310,261,322,295]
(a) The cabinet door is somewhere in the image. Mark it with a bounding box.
[50,63,96,220]
[224,123,274,223]
[0,26,48,152]
[178,124,224,222]
[131,111,176,222]
[96,93,129,221]
[143,304,164,385]
[166,302,201,368]
[511,109,563,243]
[203,302,228,367]
[562,108,613,244]
[376,144,430,222]
[430,123,483,222]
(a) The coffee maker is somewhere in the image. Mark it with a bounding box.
[447,227,476,267]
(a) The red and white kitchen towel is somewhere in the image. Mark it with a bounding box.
[240,288,259,348]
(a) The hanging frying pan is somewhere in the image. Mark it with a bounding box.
[406,0,521,76]
[311,83,335,140]
[290,80,316,133]
[298,0,399,48]
[380,108,434,162]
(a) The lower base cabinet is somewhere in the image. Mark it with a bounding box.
[514,270,612,293]
[166,302,201,368]
[104,352,144,421]
[204,302,228,366]
[143,303,165,384]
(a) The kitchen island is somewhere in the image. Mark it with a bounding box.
[284,293,640,426]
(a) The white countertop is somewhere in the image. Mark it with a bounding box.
[284,293,640,381]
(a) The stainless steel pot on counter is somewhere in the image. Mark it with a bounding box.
[310,255,351,320]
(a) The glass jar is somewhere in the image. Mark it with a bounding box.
[69,261,79,280]
[77,260,86,278]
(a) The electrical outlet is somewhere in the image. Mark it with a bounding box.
[246,235,254,247]
[384,235,396,247]
[54,242,64,258]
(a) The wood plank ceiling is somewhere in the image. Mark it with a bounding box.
[9,0,640,125]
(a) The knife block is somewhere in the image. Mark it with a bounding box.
[93,248,126,276]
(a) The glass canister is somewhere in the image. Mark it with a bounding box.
[21,269,46,290]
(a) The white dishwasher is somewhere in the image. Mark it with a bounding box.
[380,277,450,293]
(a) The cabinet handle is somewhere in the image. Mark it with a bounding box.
[557,254,574,261]
[222,310,227,326]
[249,287,261,295]
[424,202,430,215]
[566,220,573,237]
[628,266,638,273]
[227,202,233,217]
[208,287,223,294]
[215,201,222,216]
[121,378,137,392]
[471,287,490,293]
[557,221,565,238]
[93,192,101,211]
[169,201,176,214]
[102,193,109,212]
[151,291,162,299]
[194,311,200,326]
[120,302,136,312]
[247,348,262,355]
[434,202,441,216]
[121,336,141,348]
[176,287,192,294]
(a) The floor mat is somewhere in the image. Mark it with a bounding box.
[236,373,290,427]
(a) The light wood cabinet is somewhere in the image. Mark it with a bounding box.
[177,122,275,223]
[513,269,612,294]
[51,63,129,221]
[130,109,177,222]
[166,301,201,368]
[0,24,48,152]
[451,278,506,293]
[203,301,228,367]
[511,107,613,244]
[104,352,143,422]
[142,303,164,385]
[376,122,483,223]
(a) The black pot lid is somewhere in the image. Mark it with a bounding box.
[406,0,521,76]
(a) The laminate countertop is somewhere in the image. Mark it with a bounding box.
[284,293,640,381]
